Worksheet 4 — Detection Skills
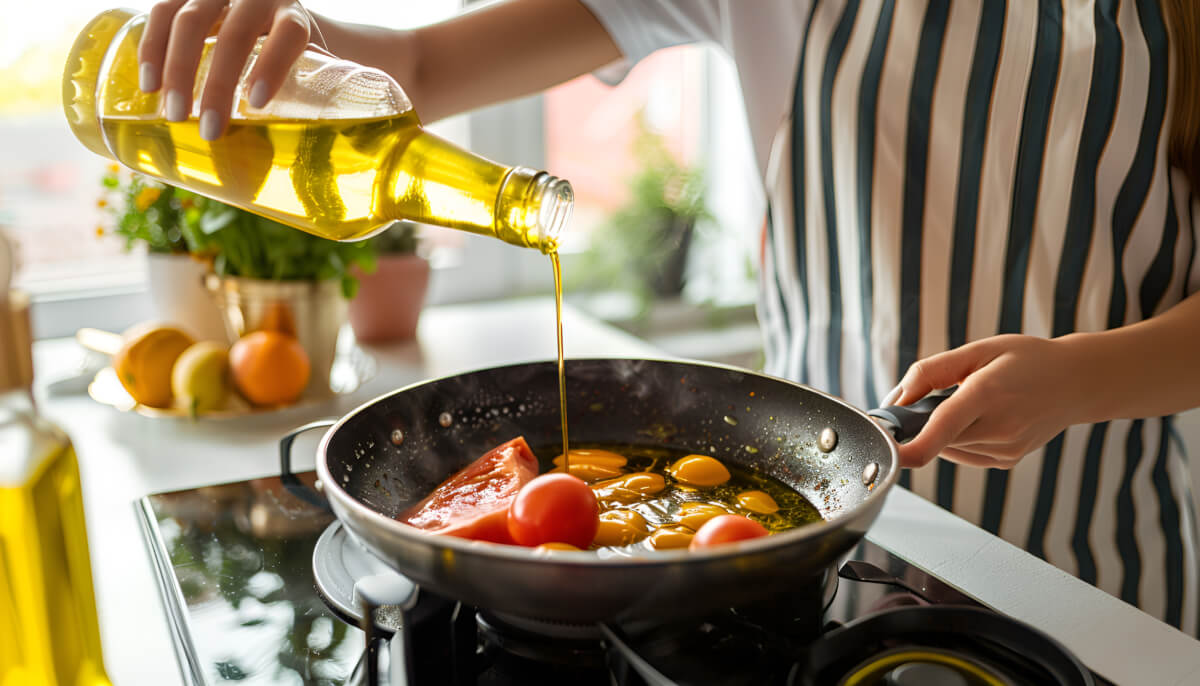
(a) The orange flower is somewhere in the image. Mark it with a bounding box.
[95,226,105,237]
[96,197,108,208]
[134,187,162,211]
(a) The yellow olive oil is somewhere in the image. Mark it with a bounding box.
[66,10,571,251]
[0,434,111,686]
[97,114,565,249]
[551,251,569,468]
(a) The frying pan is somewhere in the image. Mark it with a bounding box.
[282,358,944,624]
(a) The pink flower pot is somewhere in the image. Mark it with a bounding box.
[348,254,431,344]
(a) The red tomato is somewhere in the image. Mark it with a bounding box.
[397,437,539,544]
[507,473,600,548]
[688,514,770,550]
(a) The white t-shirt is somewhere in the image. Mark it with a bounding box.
[581,0,1200,635]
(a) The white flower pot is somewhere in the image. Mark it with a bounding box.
[145,252,228,342]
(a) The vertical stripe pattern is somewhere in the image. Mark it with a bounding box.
[758,0,1200,633]
[938,1,1007,512]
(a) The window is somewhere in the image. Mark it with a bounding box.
[543,44,761,311]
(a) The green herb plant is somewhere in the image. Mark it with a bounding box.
[101,166,188,253]
[573,114,711,312]
[101,170,377,298]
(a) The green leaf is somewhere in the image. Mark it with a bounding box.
[199,204,238,234]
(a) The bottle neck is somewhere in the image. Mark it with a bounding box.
[377,127,573,252]
[493,168,573,253]
[1,387,42,487]
[1,387,34,414]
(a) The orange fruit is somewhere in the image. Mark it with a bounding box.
[229,331,310,406]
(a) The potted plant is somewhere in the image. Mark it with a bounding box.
[573,117,711,317]
[101,167,226,341]
[176,192,376,397]
[347,221,430,343]
[104,170,378,397]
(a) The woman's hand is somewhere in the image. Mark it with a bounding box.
[890,334,1098,470]
[135,0,622,136]
[137,0,323,140]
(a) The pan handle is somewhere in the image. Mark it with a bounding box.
[867,387,956,443]
[278,419,337,511]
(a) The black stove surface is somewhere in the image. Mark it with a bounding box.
[137,472,1112,686]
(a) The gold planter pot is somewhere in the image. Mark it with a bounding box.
[205,275,347,397]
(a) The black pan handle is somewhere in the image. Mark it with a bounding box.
[278,418,337,511]
[867,387,956,444]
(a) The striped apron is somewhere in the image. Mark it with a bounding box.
[758,0,1200,632]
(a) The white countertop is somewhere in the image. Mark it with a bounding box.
[32,298,1200,686]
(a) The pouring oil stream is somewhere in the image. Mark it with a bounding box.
[551,251,569,470]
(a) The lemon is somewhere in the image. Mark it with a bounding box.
[171,341,231,416]
[112,324,195,408]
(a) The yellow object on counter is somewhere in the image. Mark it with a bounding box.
[111,324,194,408]
[1,234,113,685]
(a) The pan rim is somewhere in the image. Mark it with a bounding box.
[315,356,900,565]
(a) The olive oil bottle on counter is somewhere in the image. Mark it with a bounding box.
[63,9,572,252]
[0,236,112,685]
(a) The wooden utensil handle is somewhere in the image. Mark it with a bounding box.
[76,328,124,356]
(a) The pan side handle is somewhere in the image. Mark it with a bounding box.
[867,387,956,443]
[278,419,337,511]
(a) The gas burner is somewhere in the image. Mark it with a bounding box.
[480,610,607,641]
[312,521,453,635]
[475,611,609,668]
[793,606,1096,686]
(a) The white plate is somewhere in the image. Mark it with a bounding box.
[87,345,376,419]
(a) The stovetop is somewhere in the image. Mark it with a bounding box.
[137,472,1112,686]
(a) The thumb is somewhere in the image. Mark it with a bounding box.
[893,341,995,406]
[896,390,980,467]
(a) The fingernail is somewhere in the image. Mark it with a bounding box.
[248,80,269,109]
[165,90,188,122]
[881,384,903,408]
[199,109,221,141]
[139,62,159,92]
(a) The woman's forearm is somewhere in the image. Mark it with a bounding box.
[1067,289,1200,422]
[312,0,621,123]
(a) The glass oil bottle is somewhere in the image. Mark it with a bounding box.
[63,9,571,252]
[0,235,111,686]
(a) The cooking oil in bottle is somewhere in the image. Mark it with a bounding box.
[0,431,110,686]
[1,234,111,685]
[63,9,571,252]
